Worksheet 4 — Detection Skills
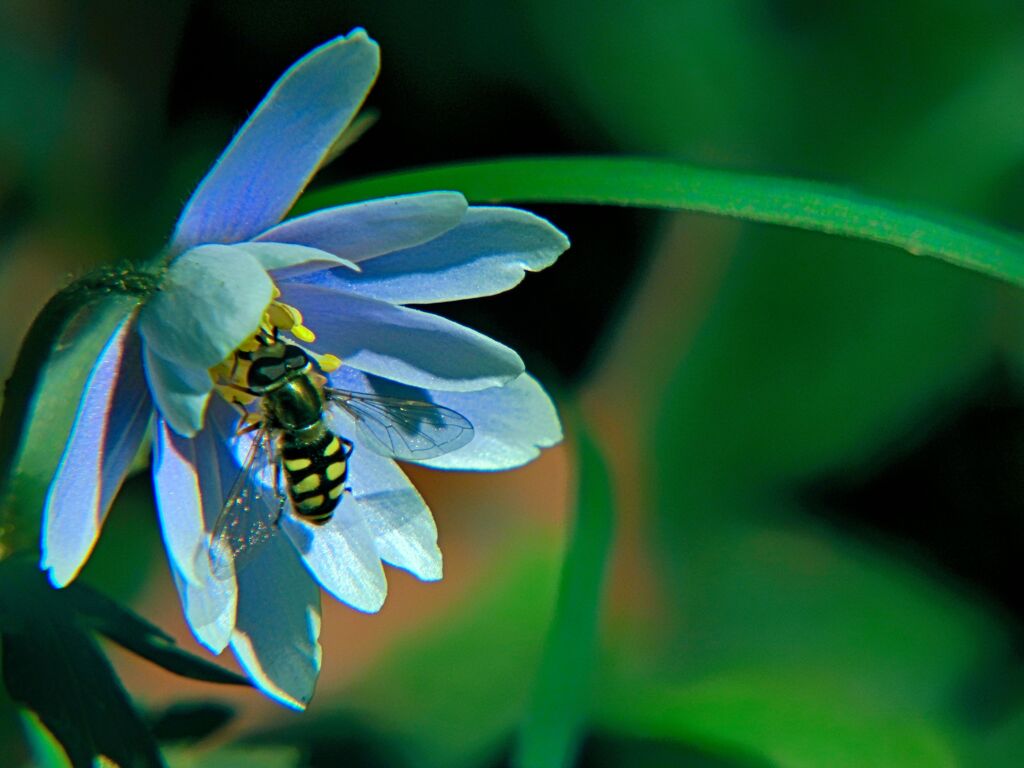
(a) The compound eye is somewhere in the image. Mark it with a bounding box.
[248,359,286,389]
[283,345,310,370]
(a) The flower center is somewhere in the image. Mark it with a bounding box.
[209,290,341,408]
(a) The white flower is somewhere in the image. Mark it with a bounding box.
[40,29,567,708]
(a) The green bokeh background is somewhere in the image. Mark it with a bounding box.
[3,1,1024,766]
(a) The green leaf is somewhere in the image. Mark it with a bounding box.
[65,581,249,687]
[514,415,615,768]
[0,559,163,768]
[294,157,1024,287]
[596,671,958,768]
[0,290,140,553]
[20,710,73,768]
[0,659,30,763]
[163,745,299,768]
[150,702,235,745]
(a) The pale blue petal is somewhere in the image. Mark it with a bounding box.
[415,374,563,470]
[172,29,380,251]
[230,535,322,710]
[152,413,238,652]
[140,245,273,435]
[288,207,568,304]
[152,420,204,584]
[329,367,562,471]
[152,412,228,583]
[234,242,360,280]
[42,317,152,587]
[280,283,523,391]
[282,497,387,612]
[169,566,237,656]
[142,345,213,437]
[259,192,466,263]
[327,407,441,580]
[139,246,273,369]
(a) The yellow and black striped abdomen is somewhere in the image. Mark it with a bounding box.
[281,429,349,525]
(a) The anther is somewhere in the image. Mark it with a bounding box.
[317,353,342,372]
[265,302,301,331]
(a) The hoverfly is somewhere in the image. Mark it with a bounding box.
[208,335,473,580]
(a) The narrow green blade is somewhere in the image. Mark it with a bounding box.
[514,414,615,768]
[295,156,1024,287]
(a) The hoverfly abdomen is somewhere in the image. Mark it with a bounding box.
[281,426,351,525]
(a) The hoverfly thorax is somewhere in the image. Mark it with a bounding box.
[246,342,325,433]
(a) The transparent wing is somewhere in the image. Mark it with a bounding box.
[324,388,474,461]
[208,425,287,581]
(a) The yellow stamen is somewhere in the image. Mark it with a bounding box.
[265,301,303,331]
[263,300,317,343]
[208,289,345,412]
[317,353,342,372]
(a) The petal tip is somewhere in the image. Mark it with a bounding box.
[40,532,85,589]
[230,631,318,710]
[326,27,380,67]
[43,565,71,590]
[163,407,204,439]
[554,229,571,253]
[344,26,371,41]
[195,629,232,656]
[417,560,443,582]
[350,584,388,614]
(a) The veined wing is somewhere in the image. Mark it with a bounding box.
[208,425,287,581]
[324,388,473,461]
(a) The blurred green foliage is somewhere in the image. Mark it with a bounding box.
[271,542,562,768]
[515,419,614,768]
[3,1,1024,767]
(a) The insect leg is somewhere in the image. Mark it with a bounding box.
[221,381,259,397]
[228,399,263,435]
[229,351,244,379]
[235,418,263,436]
[271,442,286,527]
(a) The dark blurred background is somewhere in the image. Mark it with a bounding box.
[3,1,1024,766]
